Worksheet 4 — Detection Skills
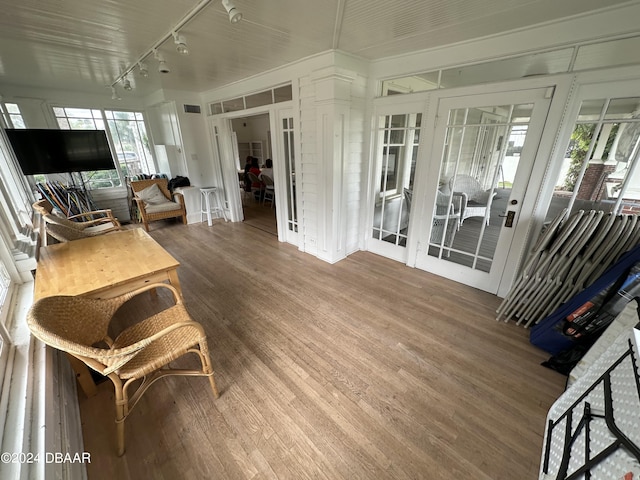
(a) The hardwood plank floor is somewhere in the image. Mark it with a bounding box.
[78,213,566,480]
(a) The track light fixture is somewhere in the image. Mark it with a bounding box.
[110,86,121,100]
[109,0,242,97]
[122,77,132,91]
[138,62,149,77]
[154,50,170,74]
[222,0,242,23]
[173,32,189,55]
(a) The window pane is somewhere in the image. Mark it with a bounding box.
[10,115,25,129]
[6,103,20,114]
[577,99,606,121]
[245,91,272,109]
[382,72,439,96]
[274,85,292,103]
[440,49,573,89]
[68,118,97,129]
[606,97,640,119]
[574,36,640,72]
[65,108,92,118]
[223,98,244,112]
[210,103,223,115]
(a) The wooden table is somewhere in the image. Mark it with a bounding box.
[34,228,182,395]
[35,228,182,300]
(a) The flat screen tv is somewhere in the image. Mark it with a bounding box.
[5,129,115,175]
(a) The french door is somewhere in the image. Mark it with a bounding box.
[367,100,426,263]
[275,108,299,245]
[414,88,553,295]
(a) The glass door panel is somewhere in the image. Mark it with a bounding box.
[416,88,552,294]
[282,117,297,234]
[371,113,421,250]
[430,103,532,271]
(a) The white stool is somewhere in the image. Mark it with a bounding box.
[200,187,227,226]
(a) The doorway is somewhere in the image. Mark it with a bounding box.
[231,114,277,235]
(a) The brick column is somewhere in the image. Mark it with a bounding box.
[576,159,617,201]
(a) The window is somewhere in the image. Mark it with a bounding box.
[550,96,640,219]
[0,129,32,398]
[0,260,13,377]
[104,110,155,177]
[208,84,293,115]
[53,107,155,189]
[0,103,26,129]
[380,33,640,97]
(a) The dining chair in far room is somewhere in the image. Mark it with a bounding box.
[246,172,264,201]
[26,283,220,456]
[238,170,251,205]
[261,175,275,208]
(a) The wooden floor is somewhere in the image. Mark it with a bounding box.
[78,212,566,480]
[241,194,277,236]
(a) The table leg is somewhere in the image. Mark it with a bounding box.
[167,269,183,299]
[66,353,98,397]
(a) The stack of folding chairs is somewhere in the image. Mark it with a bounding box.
[496,208,640,327]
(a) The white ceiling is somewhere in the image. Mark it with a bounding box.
[0,0,634,98]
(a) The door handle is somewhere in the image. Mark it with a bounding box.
[499,210,516,227]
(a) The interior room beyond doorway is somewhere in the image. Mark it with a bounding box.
[231,114,277,234]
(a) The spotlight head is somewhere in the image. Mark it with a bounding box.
[110,86,121,100]
[122,78,132,91]
[154,50,170,73]
[138,62,149,77]
[222,0,242,23]
[173,32,189,55]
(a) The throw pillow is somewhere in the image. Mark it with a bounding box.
[137,183,168,205]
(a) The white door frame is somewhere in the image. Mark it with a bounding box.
[413,88,552,294]
[206,102,299,247]
[374,76,573,297]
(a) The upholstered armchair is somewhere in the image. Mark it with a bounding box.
[130,179,187,232]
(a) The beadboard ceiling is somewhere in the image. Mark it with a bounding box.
[0,0,633,98]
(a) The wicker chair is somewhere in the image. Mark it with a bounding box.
[27,283,219,456]
[130,179,186,232]
[33,199,122,243]
[448,174,496,226]
[403,188,460,256]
